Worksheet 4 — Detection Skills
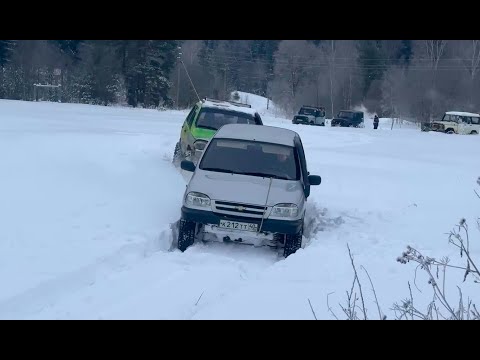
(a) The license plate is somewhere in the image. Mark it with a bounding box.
[219,220,258,232]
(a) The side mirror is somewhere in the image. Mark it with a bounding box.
[308,175,321,185]
[181,160,196,172]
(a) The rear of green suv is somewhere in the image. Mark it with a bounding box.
[173,98,263,166]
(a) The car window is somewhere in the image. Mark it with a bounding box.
[186,105,198,127]
[299,107,316,116]
[199,139,300,181]
[472,117,480,125]
[195,108,256,130]
[338,111,353,119]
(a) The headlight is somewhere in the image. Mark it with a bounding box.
[194,140,207,151]
[185,192,211,207]
[271,203,298,218]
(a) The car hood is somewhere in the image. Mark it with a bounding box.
[187,169,305,207]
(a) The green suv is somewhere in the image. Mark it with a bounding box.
[173,98,263,165]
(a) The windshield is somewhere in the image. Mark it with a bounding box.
[337,111,354,119]
[299,107,316,116]
[195,108,257,131]
[199,139,300,181]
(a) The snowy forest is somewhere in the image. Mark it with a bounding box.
[1,40,480,120]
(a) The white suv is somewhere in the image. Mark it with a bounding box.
[430,111,480,135]
[177,124,322,258]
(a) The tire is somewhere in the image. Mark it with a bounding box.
[172,141,183,166]
[470,130,478,135]
[177,219,196,252]
[283,224,304,258]
[445,129,455,134]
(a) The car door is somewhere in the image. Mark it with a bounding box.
[471,116,480,134]
[457,116,470,134]
[181,105,199,152]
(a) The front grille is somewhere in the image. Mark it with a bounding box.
[295,116,309,122]
[213,200,267,218]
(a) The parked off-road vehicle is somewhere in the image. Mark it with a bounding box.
[429,111,480,135]
[331,110,364,128]
[177,123,322,258]
[292,105,326,126]
[172,98,263,166]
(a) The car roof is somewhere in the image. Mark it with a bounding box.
[214,124,297,147]
[445,111,480,117]
[301,105,324,109]
[200,99,258,116]
[339,110,362,114]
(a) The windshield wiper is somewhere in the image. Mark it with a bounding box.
[235,171,289,180]
[197,125,218,131]
[201,167,235,174]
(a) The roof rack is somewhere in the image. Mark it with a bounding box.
[203,97,252,108]
[226,100,251,108]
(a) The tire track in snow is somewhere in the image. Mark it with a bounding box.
[0,225,175,319]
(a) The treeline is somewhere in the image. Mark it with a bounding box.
[1,40,480,120]
[0,40,178,108]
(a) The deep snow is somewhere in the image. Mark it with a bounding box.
[0,99,478,320]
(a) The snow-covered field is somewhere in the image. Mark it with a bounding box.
[0,98,478,319]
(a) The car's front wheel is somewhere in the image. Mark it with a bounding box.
[172,141,183,166]
[177,219,196,252]
[282,225,304,258]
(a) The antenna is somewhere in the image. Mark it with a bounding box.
[177,46,201,102]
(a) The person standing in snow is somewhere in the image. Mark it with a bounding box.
[373,115,379,129]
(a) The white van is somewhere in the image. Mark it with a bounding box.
[177,124,322,258]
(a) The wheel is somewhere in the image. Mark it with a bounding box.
[177,219,196,252]
[283,224,304,258]
[310,121,314,125]
[172,141,183,166]
[470,130,478,135]
[445,129,455,134]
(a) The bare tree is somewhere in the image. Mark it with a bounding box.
[451,40,480,109]
[321,41,336,117]
[422,40,448,118]
[271,40,317,115]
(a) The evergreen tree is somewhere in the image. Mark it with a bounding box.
[357,40,387,98]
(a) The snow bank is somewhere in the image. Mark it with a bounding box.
[230,91,285,118]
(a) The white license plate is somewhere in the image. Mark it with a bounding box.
[219,220,258,232]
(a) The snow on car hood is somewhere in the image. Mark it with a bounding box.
[187,169,305,207]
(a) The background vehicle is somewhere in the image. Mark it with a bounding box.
[177,124,322,258]
[292,105,326,126]
[331,110,364,127]
[429,111,480,135]
[173,98,263,165]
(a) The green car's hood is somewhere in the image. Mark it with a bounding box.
[191,126,216,140]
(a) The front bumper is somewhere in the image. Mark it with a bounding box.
[430,124,445,132]
[181,206,303,235]
[293,117,310,124]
